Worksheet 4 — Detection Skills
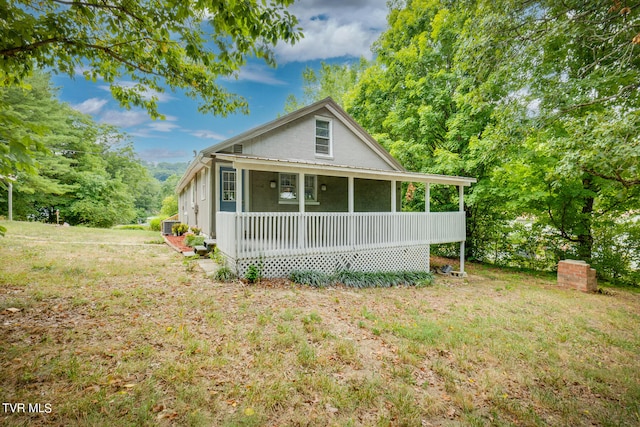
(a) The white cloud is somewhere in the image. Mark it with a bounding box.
[275,0,388,62]
[145,115,180,132]
[190,130,226,140]
[228,64,288,86]
[72,98,108,115]
[100,110,149,128]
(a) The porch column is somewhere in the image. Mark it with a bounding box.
[459,185,465,273]
[298,172,305,249]
[425,183,430,213]
[390,180,396,213]
[347,176,354,213]
[348,176,354,248]
[236,167,243,214]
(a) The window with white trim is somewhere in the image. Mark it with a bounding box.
[315,118,331,156]
[222,170,236,201]
[279,173,318,203]
[200,169,206,200]
[304,175,317,202]
[279,173,297,201]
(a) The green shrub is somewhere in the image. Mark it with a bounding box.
[149,216,168,232]
[245,264,262,284]
[172,223,189,236]
[289,270,333,287]
[209,247,225,265]
[113,224,146,230]
[190,226,201,235]
[184,235,205,247]
[289,270,434,289]
[214,266,236,282]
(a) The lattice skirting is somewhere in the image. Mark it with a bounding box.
[224,245,431,278]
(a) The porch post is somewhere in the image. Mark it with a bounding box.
[390,180,396,212]
[236,167,243,214]
[347,176,354,213]
[348,176,354,248]
[298,172,305,249]
[425,183,430,213]
[459,185,465,273]
[235,166,243,259]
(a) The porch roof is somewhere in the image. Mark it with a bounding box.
[212,153,477,187]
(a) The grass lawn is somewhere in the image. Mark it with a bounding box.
[1,220,639,426]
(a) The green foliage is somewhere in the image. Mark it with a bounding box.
[0,72,162,227]
[145,163,188,182]
[113,224,146,231]
[148,216,168,232]
[289,270,434,289]
[214,266,236,282]
[286,0,640,285]
[160,195,178,217]
[0,224,5,237]
[245,264,262,284]
[172,223,189,236]
[209,247,225,265]
[289,270,333,288]
[184,235,205,248]
[190,226,201,235]
[1,1,301,118]
[284,58,370,112]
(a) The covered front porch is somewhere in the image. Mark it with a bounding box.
[213,154,476,278]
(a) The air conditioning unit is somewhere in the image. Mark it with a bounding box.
[162,220,180,235]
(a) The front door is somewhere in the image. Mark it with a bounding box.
[219,167,236,212]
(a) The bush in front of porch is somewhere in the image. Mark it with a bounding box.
[289,270,434,289]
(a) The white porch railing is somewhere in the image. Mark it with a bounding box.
[216,211,465,260]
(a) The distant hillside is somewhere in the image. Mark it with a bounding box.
[144,161,189,182]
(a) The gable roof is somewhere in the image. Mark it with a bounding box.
[202,97,404,171]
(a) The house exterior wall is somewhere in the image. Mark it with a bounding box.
[250,171,349,212]
[354,179,402,212]
[240,107,393,170]
[249,171,401,213]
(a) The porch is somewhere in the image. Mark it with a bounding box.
[217,211,466,278]
[211,154,475,278]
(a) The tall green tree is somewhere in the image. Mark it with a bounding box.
[284,59,370,112]
[467,0,640,268]
[345,0,499,259]
[0,72,158,227]
[1,0,302,177]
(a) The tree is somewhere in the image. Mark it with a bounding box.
[1,0,302,174]
[283,59,370,112]
[0,72,160,227]
[466,0,640,263]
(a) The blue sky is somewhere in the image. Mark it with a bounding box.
[51,0,389,164]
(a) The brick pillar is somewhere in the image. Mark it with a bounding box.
[557,260,597,292]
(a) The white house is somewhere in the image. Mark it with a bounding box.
[177,98,476,278]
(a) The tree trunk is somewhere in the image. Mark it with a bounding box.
[577,177,595,262]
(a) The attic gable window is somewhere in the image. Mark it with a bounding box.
[315,118,332,157]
